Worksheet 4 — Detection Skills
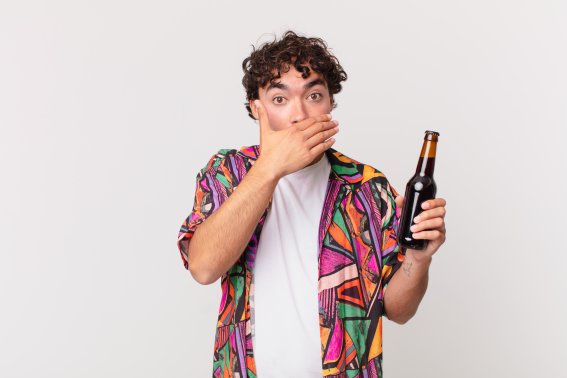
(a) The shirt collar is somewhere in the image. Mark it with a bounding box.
[236,144,382,185]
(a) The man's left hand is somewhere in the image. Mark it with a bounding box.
[394,196,447,263]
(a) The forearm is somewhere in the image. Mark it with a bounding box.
[188,158,279,285]
[383,249,432,324]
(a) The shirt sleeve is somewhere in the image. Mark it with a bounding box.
[176,152,226,271]
[379,179,406,291]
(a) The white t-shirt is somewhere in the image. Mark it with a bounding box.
[251,153,331,377]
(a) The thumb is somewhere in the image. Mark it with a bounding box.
[255,100,271,135]
[255,100,272,155]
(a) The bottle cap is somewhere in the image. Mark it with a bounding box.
[424,130,439,141]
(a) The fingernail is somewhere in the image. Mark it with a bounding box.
[410,225,417,232]
[422,202,429,209]
[333,120,339,126]
[414,216,421,223]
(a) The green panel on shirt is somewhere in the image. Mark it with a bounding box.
[333,165,359,176]
[230,275,245,305]
[338,301,367,318]
[216,173,230,188]
[343,318,371,360]
[332,208,349,238]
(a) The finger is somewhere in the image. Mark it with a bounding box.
[410,217,444,233]
[302,119,338,140]
[412,229,443,241]
[305,123,339,149]
[421,198,447,210]
[295,113,333,131]
[414,206,446,223]
[309,135,336,156]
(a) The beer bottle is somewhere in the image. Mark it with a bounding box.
[398,130,440,250]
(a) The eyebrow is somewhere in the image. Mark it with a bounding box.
[266,78,326,93]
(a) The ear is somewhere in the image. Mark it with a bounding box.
[249,99,259,120]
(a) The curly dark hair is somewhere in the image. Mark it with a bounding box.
[242,30,348,120]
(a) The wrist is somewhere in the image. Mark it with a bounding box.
[252,157,281,184]
[404,248,433,267]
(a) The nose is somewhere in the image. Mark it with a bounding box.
[290,99,308,125]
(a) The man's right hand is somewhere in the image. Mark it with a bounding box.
[254,99,339,180]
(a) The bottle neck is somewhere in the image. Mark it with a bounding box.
[415,140,437,176]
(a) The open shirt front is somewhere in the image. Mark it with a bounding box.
[177,145,405,378]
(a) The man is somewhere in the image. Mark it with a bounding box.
[177,30,447,377]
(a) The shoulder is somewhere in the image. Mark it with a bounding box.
[198,147,239,176]
[197,146,259,191]
[335,154,399,227]
[329,148,392,190]
[327,148,399,209]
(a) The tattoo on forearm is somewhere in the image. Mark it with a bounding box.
[402,258,413,277]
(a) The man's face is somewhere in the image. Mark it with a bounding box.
[250,63,333,131]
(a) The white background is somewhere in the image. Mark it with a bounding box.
[1,1,566,377]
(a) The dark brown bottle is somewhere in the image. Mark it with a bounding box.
[398,130,439,250]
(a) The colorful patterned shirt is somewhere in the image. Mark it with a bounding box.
[177,144,405,378]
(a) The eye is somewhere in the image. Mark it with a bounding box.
[273,96,285,104]
[309,92,323,101]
